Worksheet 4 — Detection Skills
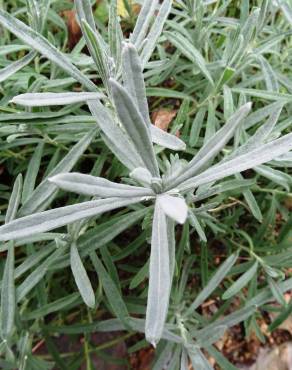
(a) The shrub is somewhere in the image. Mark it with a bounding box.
[0,0,291,368]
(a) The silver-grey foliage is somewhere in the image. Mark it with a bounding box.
[0,1,292,365]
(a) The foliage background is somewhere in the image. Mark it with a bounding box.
[0,0,292,369]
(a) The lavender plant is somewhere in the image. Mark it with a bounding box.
[0,0,292,368]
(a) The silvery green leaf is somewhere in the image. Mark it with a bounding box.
[22,142,44,204]
[0,10,97,92]
[88,99,145,170]
[19,129,96,216]
[223,85,234,120]
[223,261,258,300]
[232,104,283,159]
[252,104,284,143]
[258,55,279,92]
[255,165,291,191]
[1,243,15,339]
[130,0,159,48]
[180,349,189,370]
[243,188,263,222]
[278,0,292,25]
[150,125,186,151]
[193,178,256,202]
[158,194,188,224]
[186,252,238,315]
[235,173,262,222]
[189,107,206,147]
[188,211,207,242]
[179,132,292,192]
[140,0,173,68]
[195,325,227,347]
[11,92,103,106]
[81,20,111,92]
[241,7,260,45]
[0,51,36,83]
[122,43,150,125]
[208,305,256,329]
[232,87,292,101]
[90,252,129,327]
[5,174,22,224]
[49,173,154,198]
[206,346,238,370]
[23,293,80,321]
[130,167,152,187]
[268,277,286,306]
[188,347,214,370]
[257,0,269,32]
[74,0,96,31]
[167,218,176,285]
[27,0,42,31]
[244,101,282,130]
[110,79,159,177]
[71,242,95,308]
[168,103,252,189]
[165,31,214,85]
[0,197,143,241]
[146,199,171,347]
[16,246,66,302]
[108,0,123,72]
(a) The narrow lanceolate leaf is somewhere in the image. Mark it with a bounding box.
[258,56,279,92]
[255,165,291,191]
[130,0,159,47]
[110,79,159,177]
[179,132,292,192]
[15,243,63,299]
[49,173,154,198]
[186,252,238,315]
[0,197,143,241]
[223,261,258,300]
[90,253,129,327]
[166,31,214,85]
[231,104,283,159]
[22,142,44,204]
[0,51,36,83]
[158,194,188,224]
[88,99,145,170]
[19,129,96,216]
[122,43,150,125]
[268,277,286,306]
[120,41,184,153]
[11,92,103,107]
[168,103,252,189]
[1,243,15,339]
[188,347,214,370]
[74,0,96,31]
[5,174,23,224]
[140,0,173,68]
[150,125,186,151]
[146,199,171,347]
[108,0,123,71]
[81,20,110,92]
[195,325,227,348]
[180,349,189,370]
[235,174,262,222]
[0,10,97,91]
[167,218,176,285]
[71,242,95,308]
